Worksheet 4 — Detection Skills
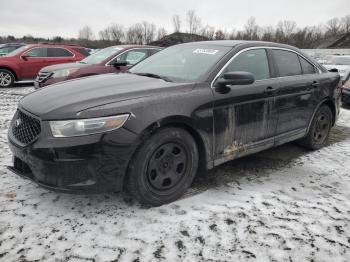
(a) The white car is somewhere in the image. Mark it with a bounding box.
[323,55,350,82]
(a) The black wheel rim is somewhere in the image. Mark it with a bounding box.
[313,113,330,144]
[147,142,188,191]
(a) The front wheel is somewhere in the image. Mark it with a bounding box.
[0,69,15,88]
[298,105,333,150]
[126,127,199,206]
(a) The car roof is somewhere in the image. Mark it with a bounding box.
[23,44,85,49]
[180,40,299,50]
[106,45,163,50]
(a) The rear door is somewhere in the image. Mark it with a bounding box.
[212,48,279,163]
[271,49,319,139]
[46,47,76,65]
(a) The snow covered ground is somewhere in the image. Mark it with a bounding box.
[0,85,349,262]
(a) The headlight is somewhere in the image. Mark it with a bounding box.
[51,68,79,78]
[49,114,130,137]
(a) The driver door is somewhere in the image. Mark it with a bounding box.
[212,48,279,164]
[19,47,49,79]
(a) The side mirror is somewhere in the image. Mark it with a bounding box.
[112,61,127,68]
[328,68,338,73]
[215,71,255,93]
[21,55,29,61]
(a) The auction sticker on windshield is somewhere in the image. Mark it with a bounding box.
[193,49,219,55]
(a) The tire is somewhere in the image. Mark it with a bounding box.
[298,105,333,150]
[126,127,199,206]
[0,69,15,88]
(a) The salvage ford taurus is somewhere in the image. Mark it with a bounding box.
[8,41,341,206]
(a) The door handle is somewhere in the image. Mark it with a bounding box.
[264,86,276,95]
[311,81,319,88]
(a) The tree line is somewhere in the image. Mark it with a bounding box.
[1,11,350,49]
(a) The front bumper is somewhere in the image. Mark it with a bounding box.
[8,125,138,193]
[342,88,350,104]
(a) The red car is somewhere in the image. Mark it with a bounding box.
[0,44,89,88]
[34,45,162,89]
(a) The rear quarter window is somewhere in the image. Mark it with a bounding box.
[73,48,90,57]
[299,56,316,74]
[272,49,302,77]
[47,48,74,57]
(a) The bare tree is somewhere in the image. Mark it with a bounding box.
[141,21,156,44]
[156,27,167,40]
[78,25,95,41]
[126,23,143,44]
[109,24,125,44]
[172,15,181,32]
[186,10,201,34]
[99,28,111,41]
[326,18,341,36]
[244,17,260,40]
[341,15,350,34]
[215,30,225,40]
[200,25,215,39]
[281,20,297,35]
[261,26,275,41]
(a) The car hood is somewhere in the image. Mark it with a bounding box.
[40,62,88,72]
[20,73,187,120]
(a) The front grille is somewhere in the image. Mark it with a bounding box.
[11,110,41,146]
[36,71,52,83]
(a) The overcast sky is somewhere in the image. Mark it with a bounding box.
[0,0,349,39]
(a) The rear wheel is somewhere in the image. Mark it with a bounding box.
[0,69,15,88]
[126,127,198,206]
[298,105,332,150]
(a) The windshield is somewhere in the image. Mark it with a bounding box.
[80,46,123,64]
[129,44,232,82]
[326,56,350,66]
[4,45,29,57]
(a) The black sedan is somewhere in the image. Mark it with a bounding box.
[8,41,341,206]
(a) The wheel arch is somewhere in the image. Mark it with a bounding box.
[320,98,336,126]
[0,66,18,81]
[123,115,211,190]
[308,98,336,132]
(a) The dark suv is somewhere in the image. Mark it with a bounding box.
[34,45,162,89]
[8,41,341,206]
[0,44,88,88]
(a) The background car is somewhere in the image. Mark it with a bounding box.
[0,43,88,88]
[0,43,25,56]
[323,55,350,82]
[34,45,162,89]
[342,78,350,105]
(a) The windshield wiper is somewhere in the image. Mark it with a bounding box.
[134,72,173,82]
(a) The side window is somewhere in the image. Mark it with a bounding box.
[116,49,148,65]
[299,56,316,74]
[73,48,90,57]
[47,48,74,57]
[26,48,48,57]
[272,49,302,77]
[224,49,270,81]
[149,48,162,55]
